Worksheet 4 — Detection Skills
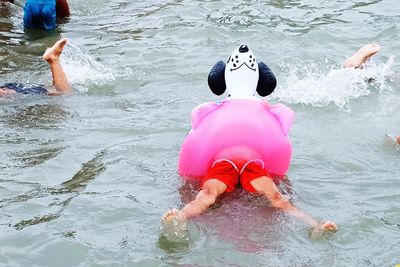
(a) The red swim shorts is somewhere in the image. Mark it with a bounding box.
[201,159,272,193]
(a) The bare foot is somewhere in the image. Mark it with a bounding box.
[42,38,68,63]
[309,221,337,239]
[343,43,381,69]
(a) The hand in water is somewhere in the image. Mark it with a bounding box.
[384,134,400,147]
[161,208,189,242]
[309,221,337,240]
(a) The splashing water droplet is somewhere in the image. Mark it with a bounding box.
[273,57,395,109]
[60,41,115,93]
[161,216,189,243]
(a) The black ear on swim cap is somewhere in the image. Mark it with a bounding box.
[208,60,226,96]
[256,62,277,97]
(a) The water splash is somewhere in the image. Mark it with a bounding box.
[161,214,189,243]
[60,41,115,93]
[274,57,395,108]
[383,134,400,152]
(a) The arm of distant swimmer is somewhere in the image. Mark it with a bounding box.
[56,0,70,18]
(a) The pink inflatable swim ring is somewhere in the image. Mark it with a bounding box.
[178,45,295,180]
[178,99,294,179]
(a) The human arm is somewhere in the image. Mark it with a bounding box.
[163,179,227,222]
[250,176,337,234]
[56,0,70,18]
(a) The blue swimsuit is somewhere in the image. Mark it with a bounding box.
[2,83,48,95]
[23,0,57,30]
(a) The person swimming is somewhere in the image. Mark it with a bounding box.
[23,0,70,30]
[161,43,384,240]
[0,38,72,97]
[162,45,338,240]
[0,83,48,95]
[345,43,400,145]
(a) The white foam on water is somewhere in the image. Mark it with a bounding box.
[60,41,115,93]
[273,57,395,108]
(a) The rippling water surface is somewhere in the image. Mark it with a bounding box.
[1,0,400,266]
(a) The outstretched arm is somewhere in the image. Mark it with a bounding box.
[250,176,337,232]
[162,179,227,222]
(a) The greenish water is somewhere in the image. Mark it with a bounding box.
[1,0,400,266]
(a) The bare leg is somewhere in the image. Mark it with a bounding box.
[250,176,337,237]
[343,43,381,69]
[42,38,72,95]
[162,179,227,225]
[397,136,400,145]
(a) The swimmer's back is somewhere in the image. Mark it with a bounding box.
[1,83,48,95]
[23,0,57,30]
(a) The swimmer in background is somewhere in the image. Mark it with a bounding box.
[23,0,70,30]
[344,43,400,145]
[162,43,385,238]
[0,38,72,96]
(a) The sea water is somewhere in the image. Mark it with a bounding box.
[1,0,399,266]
